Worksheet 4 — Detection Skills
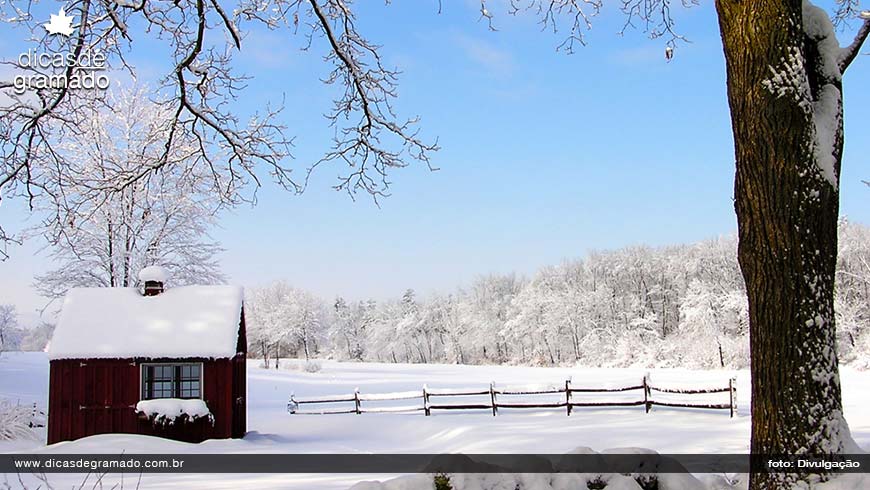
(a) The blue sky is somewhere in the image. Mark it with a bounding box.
[2,0,869,325]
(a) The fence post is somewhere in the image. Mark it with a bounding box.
[643,373,651,414]
[354,388,361,415]
[490,382,497,416]
[566,379,572,416]
[423,385,430,416]
[729,377,736,418]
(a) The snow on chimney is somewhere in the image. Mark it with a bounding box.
[139,266,169,296]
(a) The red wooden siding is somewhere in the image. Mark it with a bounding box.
[47,314,247,445]
[232,309,248,438]
[48,359,140,444]
[232,354,246,438]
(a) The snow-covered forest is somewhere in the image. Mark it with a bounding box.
[246,220,870,370]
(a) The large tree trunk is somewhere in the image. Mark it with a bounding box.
[715,0,861,487]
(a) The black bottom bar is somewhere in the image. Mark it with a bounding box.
[3,454,868,474]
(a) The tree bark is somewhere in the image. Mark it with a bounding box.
[715,0,857,487]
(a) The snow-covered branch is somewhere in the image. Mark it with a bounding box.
[302,0,439,199]
[838,12,870,72]
[0,0,438,253]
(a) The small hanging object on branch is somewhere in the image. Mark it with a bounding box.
[665,45,674,62]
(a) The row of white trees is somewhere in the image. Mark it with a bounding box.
[246,221,870,369]
[245,283,328,366]
[0,305,54,354]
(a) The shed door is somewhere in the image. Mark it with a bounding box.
[78,362,138,438]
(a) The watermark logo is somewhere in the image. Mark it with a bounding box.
[11,6,108,94]
[44,8,75,37]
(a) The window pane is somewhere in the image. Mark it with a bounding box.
[181,365,198,381]
[141,364,201,400]
[180,364,201,399]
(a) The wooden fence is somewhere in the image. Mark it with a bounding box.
[287,375,737,418]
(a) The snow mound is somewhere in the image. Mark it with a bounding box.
[49,285,244,360]
[349,475,434,490]
[350,447,717,490]
[135,399,213,425]
[138,265,169,283]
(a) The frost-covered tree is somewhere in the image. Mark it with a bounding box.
[678,280,748,368]
[246,281,329,364]
[246,282,291,366]
[835,220,870,365]
[290,290,328,361]
[365,299,403,364]
[438,295,469,365]
[31,87,225,299]
[331,297,365,360]
[19,322,54,352]
[393,289,435,364]
[464,274,523,363]
[0,305,22,353]
[505,275,557,365]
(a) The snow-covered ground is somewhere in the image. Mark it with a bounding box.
[2,352,870,489]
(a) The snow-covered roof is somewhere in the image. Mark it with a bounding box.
[138,265,169,283]
[49,286,244,360]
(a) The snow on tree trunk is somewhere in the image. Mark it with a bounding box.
[715,0,862,487]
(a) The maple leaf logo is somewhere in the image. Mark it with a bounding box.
[44,8,75,37]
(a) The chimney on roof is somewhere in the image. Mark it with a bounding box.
[138,266,169,296]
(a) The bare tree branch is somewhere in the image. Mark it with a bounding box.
[838,13,870,73]
[303,0,439,199]
[0,0,437,256]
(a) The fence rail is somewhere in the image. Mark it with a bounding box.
[287,375,737,418]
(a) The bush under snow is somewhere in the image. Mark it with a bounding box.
[0,399,39,440]
[135,398,214,426]
[304,360,323,373]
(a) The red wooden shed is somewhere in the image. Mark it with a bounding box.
[46,267,247,445]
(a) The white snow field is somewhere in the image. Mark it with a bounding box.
[2,352,870,489]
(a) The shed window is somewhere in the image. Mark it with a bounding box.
[141,363,201,400]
